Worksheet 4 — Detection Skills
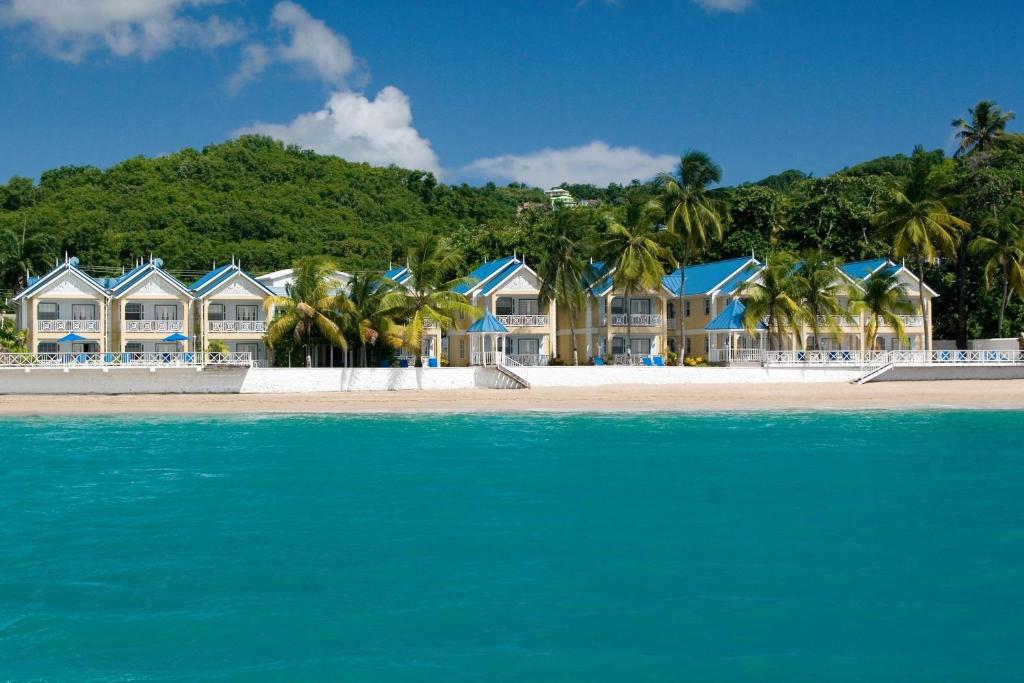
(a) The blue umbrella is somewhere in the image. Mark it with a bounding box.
[58,332,86,342]
[163,332,189,342]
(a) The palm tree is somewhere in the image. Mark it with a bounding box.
[872,188,968,352]
[737,251,804,351]
[657,150,726,364]
[536,213,593,365]
[597,196,670,360]
[849,270,914,352]
[346,272,404,367]
[794,255,849,349]
[264,257,353,367]
[952,100,1016,157]
[390,234,479,357]
[969,210,1024,337]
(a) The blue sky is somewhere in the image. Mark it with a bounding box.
[1,0,1022,188]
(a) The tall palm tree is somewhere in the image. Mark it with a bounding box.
[794,255,849,349]
[597,197,670,359]
[657,150,726,364]
[969,210,1024,337]
[389,234,479,357]
[849,270,914,352]
[346,272,404,367]
[872,188,968,352]
[264,257,353,367]
[738,251,804,351]
[952,100,1016,157]
[537,213,593,365]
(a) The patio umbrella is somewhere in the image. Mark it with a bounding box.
[162,332,188,342]
[57,332,86,342]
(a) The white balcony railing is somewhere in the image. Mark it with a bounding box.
[897,315,924,327]
[505,353,549,366]
[707,348,763,363]
[124,320,184,333]
[813,315,860,327]
[471,351,501,366]
[496,314,549,327]
[208,320,266,333]
[609,313,662,327]
[37,319,101,333]
[0,352,254,369]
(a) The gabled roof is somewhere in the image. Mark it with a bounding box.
[705,299,766,332]
[384,266,413,287]
[663,256,759,297]
[466,310,510,334]
[190,264,276,298]
[454,256,519,295]
[586,261,614,297]
[13,259,109,301]
[840,258,938,297]
[110,261,192,298]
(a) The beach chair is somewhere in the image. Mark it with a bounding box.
[399,358,410,368]
[428,357,439,368]
[653,356,665,367]
[593,357,605,366]
[642,356,654,367]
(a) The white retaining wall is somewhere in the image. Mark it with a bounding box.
[879,366,1024,382]
[517,366,861,386]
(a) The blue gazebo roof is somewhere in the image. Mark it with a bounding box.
[466,310,509,334]
[705,299,766,332]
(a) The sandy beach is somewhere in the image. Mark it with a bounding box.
[0,379,1022,415]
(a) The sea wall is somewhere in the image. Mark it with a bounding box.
[0,366,862,394]
[878,366,1024,382]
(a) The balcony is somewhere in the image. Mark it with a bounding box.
[814,315,860,327]
[124,320,184,333]
[208,320,266,333]
[897,315,924,327]
[37,319,101,333]
[496,314,549,327]
[609,313,662,327]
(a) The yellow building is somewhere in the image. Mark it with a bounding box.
[191,263,276,365]
[13,256,110,355]
[384,264,444,365]
[109,259,194,354]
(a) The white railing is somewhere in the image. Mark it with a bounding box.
[612,353,658,365]
[609,314,662,327]
[0,352,254,369]
[897,315,924,327]
[496,314,549,327]
[505,353,549,366]
[470,351,503,366]
[707,348,763,363]
[124,320,184,333]
[208,320,266,333]
[764,349,1024,367]
[814,315,860,327]
[36,319,101,333]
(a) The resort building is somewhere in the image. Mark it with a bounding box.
[256,267,351,297]
[109,259,195,353]
[191,263,276,364]
[13,256,111,355]
[444,256,555,366]
[384,264,443,364]
[545,187,578,209]
[836,258,933,351]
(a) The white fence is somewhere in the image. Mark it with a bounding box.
[496,314,549,327]
[37,319,101,333]
[505,353,549,366]
[608,313,662,327]
[707,348,763,363]
[208,320,266,333]
[764,349,1024,367]
[124,320,184,333]
[0,351,254,369]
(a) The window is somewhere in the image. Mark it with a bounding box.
[237,342,259,360]
[72,342,99,353]
[668,338,677,352]
[125,343,144,353]
[612,337,625,355]
[630,338,651,355]
[495,297,514,315]
[611,298,625,315]
[208,303,225,321]
[459,338,466,358]
[704,338,710,353]
[630,299,651,314]
[154,305,177,321]
[236,305,258,321]
[71,304,96,320]
[125,303,143,321]
[684,301,691,317]
[517,338,540,355]
[667,302,675,320]
[38,342,58,353]
[155,343,177,352]
[37,302,59,320]
[703,298,711,316]
[686,338,692,355]
[518,298,539,315]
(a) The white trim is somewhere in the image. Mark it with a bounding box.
[480,261,541,296]
[14,263,109,301]
[707,258,761,297]
[199,268,275,299]
[463,258,522,296]
[112,266,193,299]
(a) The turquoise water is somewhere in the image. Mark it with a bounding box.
[1,412,1022,681]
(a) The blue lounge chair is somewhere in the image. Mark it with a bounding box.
[399,358,410,368]
[642,356,654,367]
[653,356,665,367]
[593,357,605,366]
[428,357,439,368]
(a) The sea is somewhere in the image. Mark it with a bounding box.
[1,411,1022,681]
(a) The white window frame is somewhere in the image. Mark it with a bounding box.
[125,303,143,321]
[71,303,96,320]
[38,342,58,353]
[154,304,178,321]
[236,304,258,321]
[208,303,226,321]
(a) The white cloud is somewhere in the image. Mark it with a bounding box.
[693,0,754,12]
[234,86,440,174]
[0,0,243,61]
[465,141,676,188]
[228,1,361,90]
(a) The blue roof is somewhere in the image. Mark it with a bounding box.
[480,261,524,296]
[663,257,757,296]
[718,262,763,295]
[839,258,889,281]
[189,264,275,297]
[586,261,614,296]
[455,256,518,295]
[466,310,510,334]
[705,299,767,331]
[14,260,109,301]
[189,264,233,292]
[110,261,191,297]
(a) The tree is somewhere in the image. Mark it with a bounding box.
[657,151,726,363]
[347,272,404,367]
[389,233,479,357]
[264,257,353,367]
[536,212,594,365]
[597,196,670,359]
[0,318,28,352]
[968,209,1024,336]
[849,270,914,351]
[738,251,804,351]
[872,185,968,352]
[953,100,1016,158]
[795,255,849,349]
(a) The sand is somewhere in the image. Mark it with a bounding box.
[0,380,1022,415]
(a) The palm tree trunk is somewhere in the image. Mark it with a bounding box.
[305,329,312,368]
[569,304,579,366]
[678,259,687,365]
[955,250,968,350]
[917,258,930,353]
[999,267,1010,337]
[624,288,632,363]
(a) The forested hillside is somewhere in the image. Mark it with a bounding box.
[2,124,1024,343]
